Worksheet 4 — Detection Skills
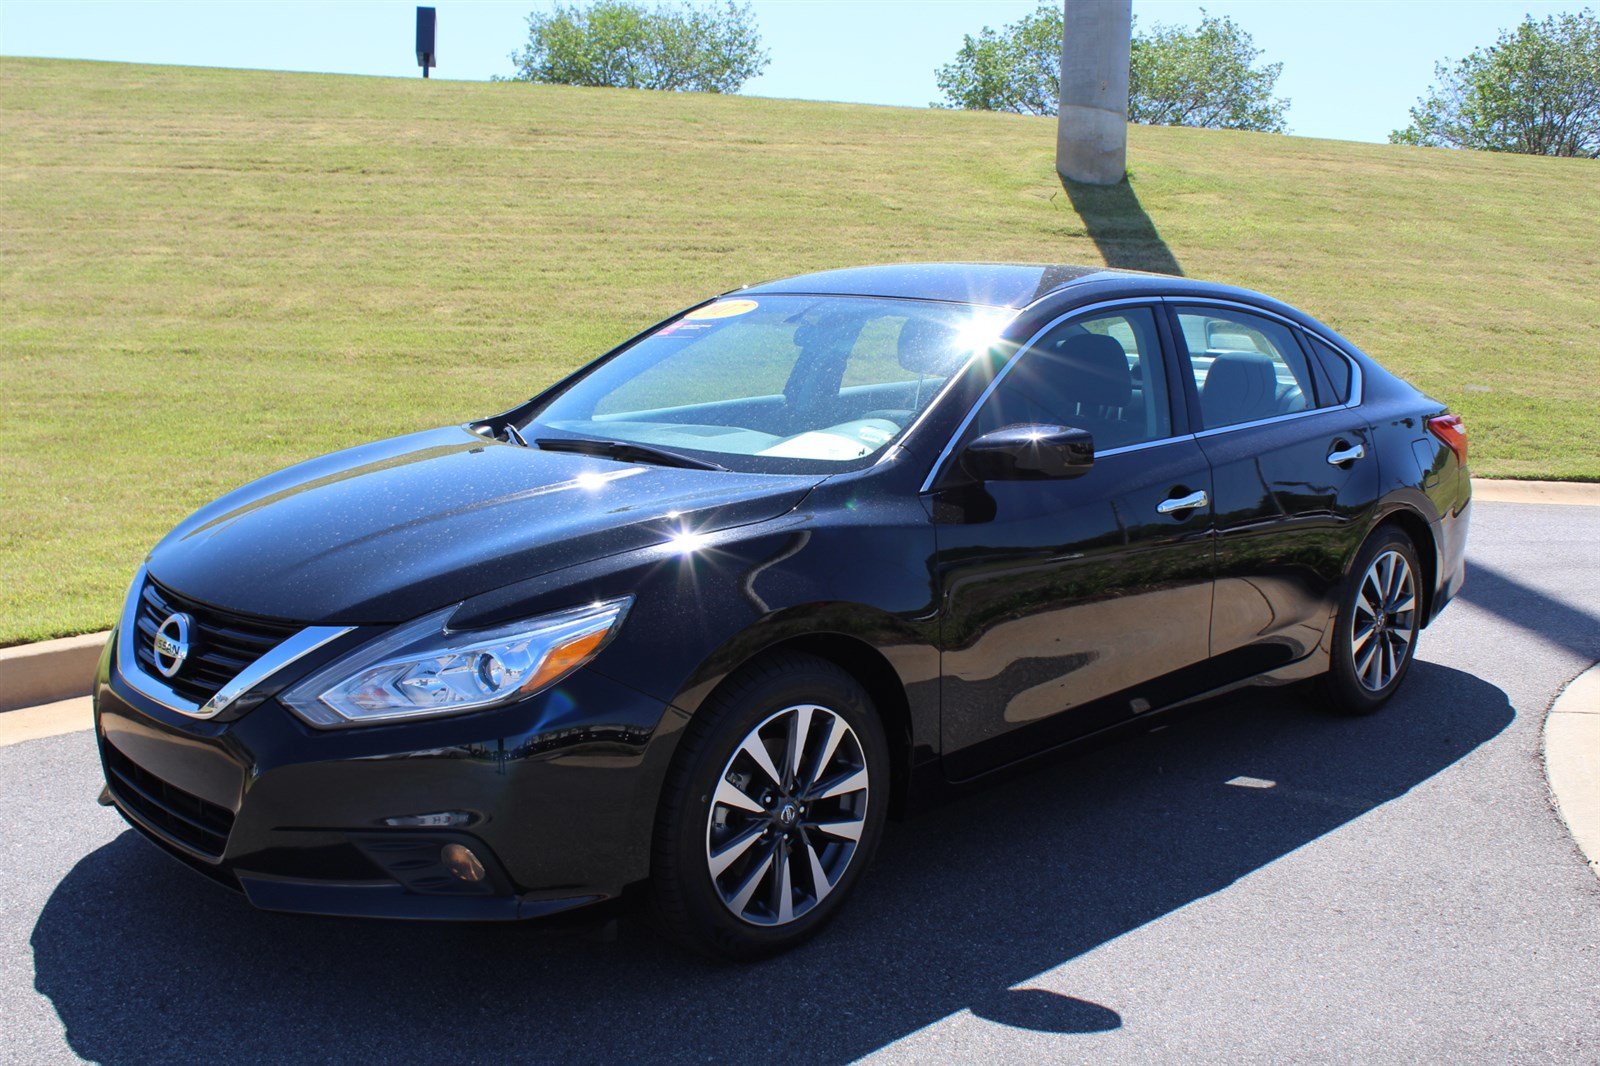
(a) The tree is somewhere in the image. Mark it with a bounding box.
[933,5,1290,134]
[506,0,768,94]
[1390,9,1600,157]
[1128,14,1289,132]
[932,4,1064,117]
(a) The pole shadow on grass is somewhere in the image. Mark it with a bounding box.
[1061,177,1184,277]
[32,662,1510,1064]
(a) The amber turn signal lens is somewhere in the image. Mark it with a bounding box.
[519,627,610,696]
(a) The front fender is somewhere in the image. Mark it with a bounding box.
[449,488,943,860]
[451,489,940,870]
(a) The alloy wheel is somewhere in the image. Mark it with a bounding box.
[1351,549,1417,692]
[704,704,869,927]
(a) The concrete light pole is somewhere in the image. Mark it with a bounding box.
[1055,0,1132,185]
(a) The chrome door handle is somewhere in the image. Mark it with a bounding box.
[1327,443,1366,465]
[1157,490,1208,515]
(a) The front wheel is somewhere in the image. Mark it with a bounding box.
[1318,526,1423,715]
[650,652,888,960]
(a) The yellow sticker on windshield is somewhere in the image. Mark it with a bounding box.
[684,299,759,321]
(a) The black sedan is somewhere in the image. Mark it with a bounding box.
[95,263,1471,959]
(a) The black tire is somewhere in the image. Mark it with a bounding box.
[649,651,889,961]
[1317,525,1423,716]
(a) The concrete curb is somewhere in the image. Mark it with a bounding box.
[1545,663,1600,882]
[0,632,107,713]
[0,697,94,747]
[1473,479,1600,506]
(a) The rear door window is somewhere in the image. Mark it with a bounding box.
[1175,307,1317,430]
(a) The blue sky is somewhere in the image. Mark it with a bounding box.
[0,1,1581,142]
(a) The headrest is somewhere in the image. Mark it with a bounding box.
[897,317,964,375]
[1208,331,1261,353]
[793,314,861,351]
[1202,351,1279,426]
[1046,333,1133,408]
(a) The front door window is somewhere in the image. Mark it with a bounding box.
[975,307,1173,451]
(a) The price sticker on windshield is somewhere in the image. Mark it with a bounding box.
[684,299,759,321]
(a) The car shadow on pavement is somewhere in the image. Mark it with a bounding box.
[32,662,1509,1064]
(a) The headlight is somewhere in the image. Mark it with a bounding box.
[280,597,632,728]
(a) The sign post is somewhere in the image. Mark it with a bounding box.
[416,7,437,78]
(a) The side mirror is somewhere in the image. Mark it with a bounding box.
[959,424,1094,482]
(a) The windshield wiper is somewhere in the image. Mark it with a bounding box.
[533,437,727,471]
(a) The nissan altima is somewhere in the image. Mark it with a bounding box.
[95,263,1471,959]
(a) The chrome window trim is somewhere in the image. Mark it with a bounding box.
[1160,295,1364,409]
[917,297,1171,493]
[115,565,354,719]
[1095,433,1200,458]
[1190,404,1341,440]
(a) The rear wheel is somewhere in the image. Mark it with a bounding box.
[650,652,888,960]
[1318,526,1422,715]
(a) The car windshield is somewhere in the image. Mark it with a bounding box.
[524,294,1013,474]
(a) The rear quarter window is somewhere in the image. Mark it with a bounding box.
[1307,336,1354,405]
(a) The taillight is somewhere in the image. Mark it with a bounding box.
[1427,414,1468,467]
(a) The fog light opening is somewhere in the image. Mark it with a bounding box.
[441,843,487,883]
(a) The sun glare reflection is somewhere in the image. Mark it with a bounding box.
[668,530,711,554]
[953,310,1012,358]
[574,471,615,491]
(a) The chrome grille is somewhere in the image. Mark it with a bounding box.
[133,577,299,705]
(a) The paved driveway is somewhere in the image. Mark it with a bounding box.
[3,500,1598,1064]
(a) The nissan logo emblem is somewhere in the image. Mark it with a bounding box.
[152,612,193,678]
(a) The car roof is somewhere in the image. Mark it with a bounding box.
[738,262,1293,315]
[740,263,1111,308]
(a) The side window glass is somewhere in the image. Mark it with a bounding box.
[1307,336,1353,405]
[1176,307,1316,430]
[975,307,1172,451]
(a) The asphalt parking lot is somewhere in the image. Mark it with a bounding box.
[3,499,1598,1064]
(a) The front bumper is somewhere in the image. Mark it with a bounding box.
[93,631,681,921]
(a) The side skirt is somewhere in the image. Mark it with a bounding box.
[908,641,1334,812]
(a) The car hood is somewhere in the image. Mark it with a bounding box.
[146,426,821,624]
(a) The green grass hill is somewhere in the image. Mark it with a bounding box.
[2,56,1596,644]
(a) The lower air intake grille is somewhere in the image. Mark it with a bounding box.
[103,742,236,860]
